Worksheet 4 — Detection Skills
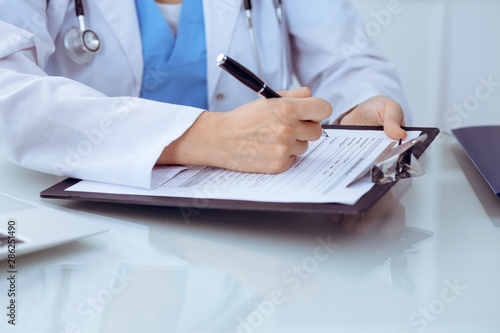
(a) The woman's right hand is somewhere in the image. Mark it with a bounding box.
[157,87,332,173]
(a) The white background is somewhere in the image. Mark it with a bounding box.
[351,0,500,132]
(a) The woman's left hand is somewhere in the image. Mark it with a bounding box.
[340,95,407,141]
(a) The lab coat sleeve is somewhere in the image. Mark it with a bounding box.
[0,6,204,188]
[284,0,411,124]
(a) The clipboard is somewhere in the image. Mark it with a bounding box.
[40,126,440,214]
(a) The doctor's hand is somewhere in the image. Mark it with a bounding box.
[339,95,407,141]
[158,87,332,173]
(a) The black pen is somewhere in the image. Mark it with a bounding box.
[216,54,328,138]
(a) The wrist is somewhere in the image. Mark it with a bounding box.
[157,111,224,166]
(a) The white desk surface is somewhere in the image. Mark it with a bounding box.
[1,133,500,333]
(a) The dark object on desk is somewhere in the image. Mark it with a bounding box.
[41,126,440,215]
[453,126,500,197]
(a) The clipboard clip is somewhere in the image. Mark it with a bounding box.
[348,134,428,187]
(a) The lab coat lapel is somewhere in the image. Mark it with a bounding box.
[203,0,241,108]
[94,0,143,94]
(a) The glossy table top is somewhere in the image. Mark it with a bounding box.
[1,132,500,333]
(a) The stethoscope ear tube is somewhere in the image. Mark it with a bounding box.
[275,0,289,90]
[243,0,252,11]
[74,0,84,16]
[244,0,288,90]
[66,0,286,80]
[243,0,263,80]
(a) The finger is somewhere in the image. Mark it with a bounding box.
[278,87,312,98]
[295,121,324,141]
[330,213,344,225]
[383,105,407,140]
[354,210,387,233]
[289,140,309,156]
[352,199,388,233]
[269,155,296,174]
[290,97,332,123]
[342,214,359,231]
[354,215,377,233]
[347,191,394,233]
[384,120,407,141]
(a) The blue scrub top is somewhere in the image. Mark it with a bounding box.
[135,0,208,110]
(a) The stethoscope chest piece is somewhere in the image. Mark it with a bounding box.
[64,0,100,65]
[64,26,100,65]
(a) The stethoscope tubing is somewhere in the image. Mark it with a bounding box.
[67,0,288,90]
[244,0,288,90]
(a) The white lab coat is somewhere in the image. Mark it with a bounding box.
[0,0,408,188]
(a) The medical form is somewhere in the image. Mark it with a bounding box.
[67,129,421,205]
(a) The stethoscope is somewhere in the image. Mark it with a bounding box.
[64,0,288,89]
[243,0,289,90]
[64,0,101,64]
